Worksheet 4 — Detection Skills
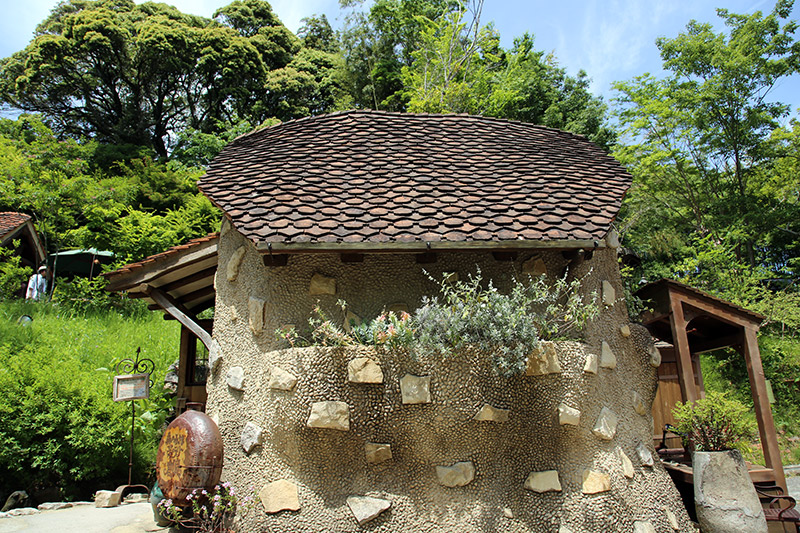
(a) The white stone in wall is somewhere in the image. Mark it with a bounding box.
[582,470,611,494]
[558,403,580,426]
[248,297,267,335]
[583,353,598,374]
[617,447,635,479]
[664,507,680,530]
[592,407,618,440]
[633,391,647,416]
[649,344,662,367]
[268,367,298,391]
[522,256,547,277]
[559,527,574,533]
[208,339,222,373]
[220,218,231,237]
[241,421,263,454]
[602,280,616,307]
[309,273,336,295]
[620,324,631,337]
[435,461,475,487]
[526,341,562,376]
[600,341,617,369]
[259,479,300,513]
[365,443,392,464]
[346,496,391,525]
[400,374,431,404]
[637,443,654,466]
[230,306,239,322]
[473,404,510,422]
[348,357,384,384]
[226,366,245,391]
[226,246,247,282]
[343,311,361,332]
[606,229,620,249]
[503,507,513,518]
[523,470,562,493]
[307,401,350,431]
[633,521,656,533]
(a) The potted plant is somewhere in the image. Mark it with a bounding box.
[672,391,767,533]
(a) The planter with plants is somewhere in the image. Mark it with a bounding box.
[672,391,767,533]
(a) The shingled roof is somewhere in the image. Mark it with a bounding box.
[0,212,31,241]
[199,110,631,252]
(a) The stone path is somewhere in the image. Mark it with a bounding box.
[0,501,161,533]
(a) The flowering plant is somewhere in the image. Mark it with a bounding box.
[158,482,255,533]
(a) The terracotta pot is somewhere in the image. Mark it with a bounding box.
[693,449,767,533]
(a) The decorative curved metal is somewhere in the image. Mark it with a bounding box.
[115,347,155,386]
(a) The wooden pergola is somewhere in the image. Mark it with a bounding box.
[637,279,786,492]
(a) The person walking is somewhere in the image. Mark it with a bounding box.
[26,265,48,301]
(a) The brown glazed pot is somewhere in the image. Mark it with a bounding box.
[156,410,223,503]
[693,449,767,533]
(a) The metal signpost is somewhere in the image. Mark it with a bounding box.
[113,347,154,498]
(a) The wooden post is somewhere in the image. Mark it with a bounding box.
[669,297,698,403]
[742,326,787,492]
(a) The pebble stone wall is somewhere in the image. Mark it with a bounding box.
[206,221,694,532]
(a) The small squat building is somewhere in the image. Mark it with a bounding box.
[197,111,692,532]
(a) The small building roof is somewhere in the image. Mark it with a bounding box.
[199,110,632,253]
[0,212,32,241]
[0,211,46,268]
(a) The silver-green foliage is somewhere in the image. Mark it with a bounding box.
[413,269,597,375]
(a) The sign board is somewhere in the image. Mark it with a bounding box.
[113,373,150,401]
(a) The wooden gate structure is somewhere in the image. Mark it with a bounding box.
[636,279,786,492]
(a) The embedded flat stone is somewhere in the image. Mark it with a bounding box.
[348,357,383,384]
[592,407,618,440]
[649,344,662,367]
[583,353,598,374]
[559,528,574,533]
[665,508,680,530]
[637,443,654,466]
[208,339,223,372]
[620,324,631,337]
[473,404,510,422]
[248,297,267,335]
[522,256,547,277]
[259,479,300,513]
[600,341,616,369]
[503,507,513,518]
[602,280,616,306]
[226,366,245,391]
[241,421,263,454]
[618,447,635,479]
[633,521,656,533]
[94,490,121,508]
[346,496,391,525]
[558,403,580,426]
[268,367,298,391]
[307,401,350,431]
[582,470,610,494]
[400,374,431,404]
[633,391,647,415]
[524,470,562,493]
[526,341,561,376]
[436,461,475,487]
[365,443,392,464]
[309,273,336,295]
[606,229,620,249]
[226,246,246,282]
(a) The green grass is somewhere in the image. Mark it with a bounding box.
[0,300,180,500]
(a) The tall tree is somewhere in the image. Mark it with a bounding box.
[613,1,800,294]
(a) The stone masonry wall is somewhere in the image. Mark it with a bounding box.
[206,220,693,532]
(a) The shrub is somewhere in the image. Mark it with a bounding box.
[672,391,757,452]
[0,241,32,300]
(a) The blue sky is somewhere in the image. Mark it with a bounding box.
[0,0,798,119]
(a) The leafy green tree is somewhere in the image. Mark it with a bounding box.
[614,1,800,281]
[298,14,339,53]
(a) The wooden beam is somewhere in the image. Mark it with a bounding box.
[742,326,786,492]
[668,298,698,403]
[180,285,216,305]
[256,238,604,254]
[158,266,216,293]
[138,284,213,350]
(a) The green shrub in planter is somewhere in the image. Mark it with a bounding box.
[672,391,757,453]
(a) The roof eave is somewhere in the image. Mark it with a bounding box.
[254,238,605,254]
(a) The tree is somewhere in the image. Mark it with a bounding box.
[0,0,299,158]
[613,1,800,302]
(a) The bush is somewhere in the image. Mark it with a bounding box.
[672,391,757,453]
[0,241,32,300]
